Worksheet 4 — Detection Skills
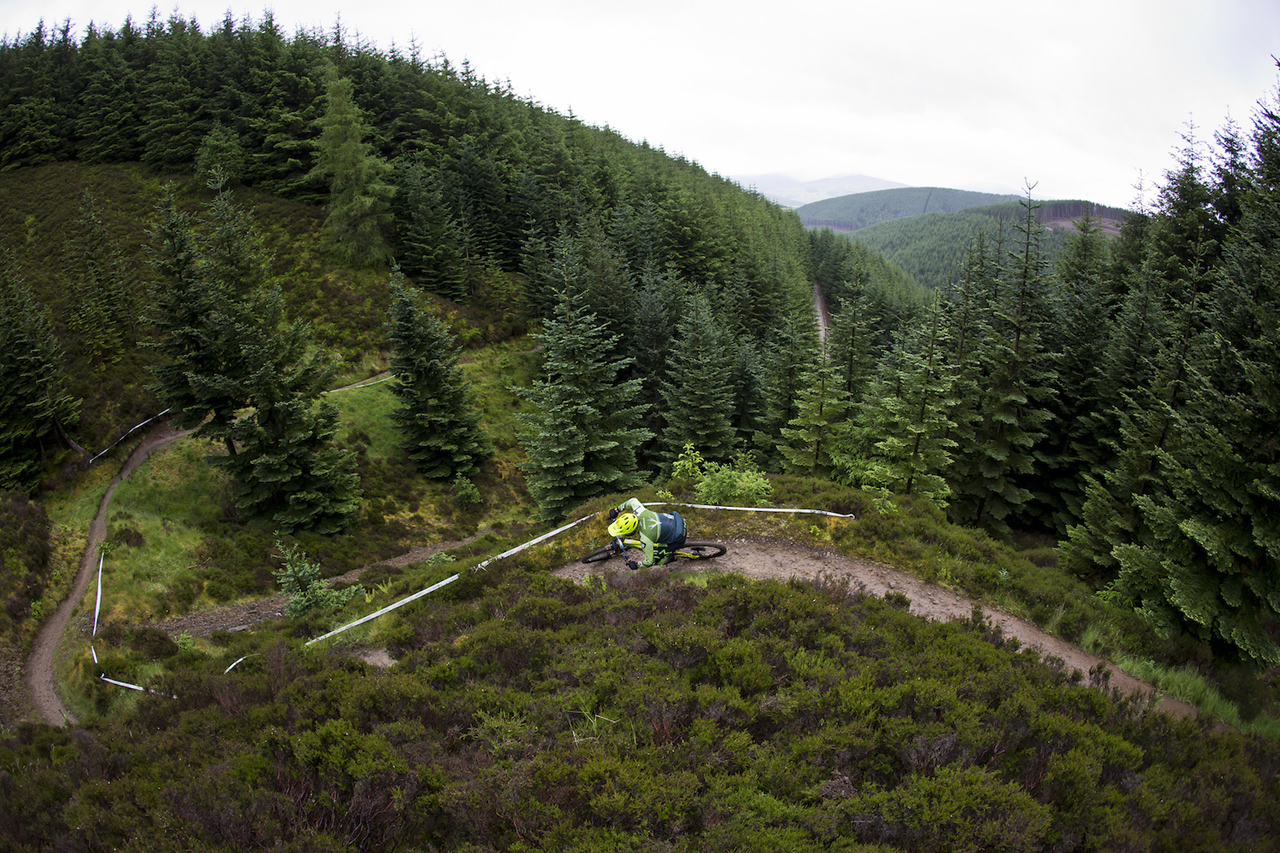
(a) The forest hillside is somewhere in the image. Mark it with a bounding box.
[0,13,1279,852]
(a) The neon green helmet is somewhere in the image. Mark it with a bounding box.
[608,511,638,538]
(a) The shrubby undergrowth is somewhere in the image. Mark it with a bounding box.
[3,559,1278,851]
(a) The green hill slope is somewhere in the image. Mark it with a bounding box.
[797,186,1022,231]
[843,198,1132,291]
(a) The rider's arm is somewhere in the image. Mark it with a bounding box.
[617,497,642,515]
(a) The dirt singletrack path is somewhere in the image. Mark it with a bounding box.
[25,408,1196,727]
[554,540,1198,720]
[25,420,192,727]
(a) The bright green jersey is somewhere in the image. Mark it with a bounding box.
[619,498,687,566]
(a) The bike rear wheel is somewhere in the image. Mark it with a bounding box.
[675,541,727,560]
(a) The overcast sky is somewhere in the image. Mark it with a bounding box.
[3,0,1277,209]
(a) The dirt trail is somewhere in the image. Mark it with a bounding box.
[24,411,1196,727]
[553,539,1197,720]
[25,420,191,727]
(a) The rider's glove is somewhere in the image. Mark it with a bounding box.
[608,507,619,521]
[625,559,639,571]
[610,537,624,554]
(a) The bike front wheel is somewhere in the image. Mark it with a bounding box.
[675,541,727,560]
[581,546,615,564]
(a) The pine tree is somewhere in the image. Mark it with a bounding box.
[778,343,852,478]
[386,273,491,479]
[1095,101,1280,665]
[220,283,361,534]
[838,295,957,508]
[310,72,395,266]
[0,249,82,490]
[515,288,651,523]
[945,193,1057,537]
[658,290,737,467]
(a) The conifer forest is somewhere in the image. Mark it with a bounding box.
[0,12,1279,852]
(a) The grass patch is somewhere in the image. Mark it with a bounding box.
[96,437,233,620]
[326,378,402,460]
[1116,654,1280,735]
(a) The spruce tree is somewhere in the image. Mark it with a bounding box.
[386,274,491,480]
[754,311,820,469]
[1039,211,1117,533]
[146,183,256,449]
[147,182,360,532]
[0,249,81,490]
[74,27,142,163]
[220,283,361,534]
[778,343,852,478]
[945,194,1057,537]
[658,291,737,467]
[310,73,395,266]
[65,190,129,368]
[515,288,651,524]
[630,265,676,466]
[1097,101,1280,666]
[390,154,468,299]
[838,295,957,509]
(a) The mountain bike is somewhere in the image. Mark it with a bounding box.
[580,537,727,564]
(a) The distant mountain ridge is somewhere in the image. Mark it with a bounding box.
[796,187,1024,232]
[731,173,908,208]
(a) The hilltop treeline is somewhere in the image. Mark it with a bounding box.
[797,186,1023,232]
[0,12,912,490]
[0,13,811,303]
[816,194,1132,292]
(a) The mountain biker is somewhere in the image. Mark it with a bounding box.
[607,497,687,570]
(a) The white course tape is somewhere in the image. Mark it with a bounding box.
[99,674,177,699]
[323,376,392,394]
[295,503,852,647]
[473,511,597,571]
[224,653,259,673]
[305,572,461,646]
[653,501,856,519]
[92,552,104,636]
[89,407,173,465]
